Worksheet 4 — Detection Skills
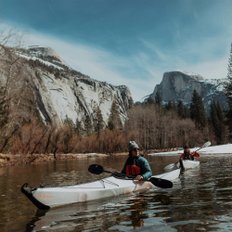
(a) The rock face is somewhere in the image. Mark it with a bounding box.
[147,71,228,111]
[0,46,133,132]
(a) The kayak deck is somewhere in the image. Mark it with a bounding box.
[154,168,180,180]
[21,177,153,210]
[178,160,200,170]
[21,168,180,209]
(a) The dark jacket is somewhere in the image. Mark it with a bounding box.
[180,151,194,160]
[121,155,152,180]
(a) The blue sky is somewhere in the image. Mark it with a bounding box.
[0,0,232,101]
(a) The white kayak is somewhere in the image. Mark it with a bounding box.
[21,168,180,209]
[180,160,200,170]
[164,160,200,171]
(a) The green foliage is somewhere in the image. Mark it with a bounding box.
[190,90,206,129]
[210,101,227,144]
[224,43,232,137]
[145,97,155,105]
[108,100,122,130]
[84,115,93,135]
[94,106,104,135]
[155,91,162,105]
[177,100,189,118]
[165,101,176,111]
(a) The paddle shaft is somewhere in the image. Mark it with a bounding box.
[88,164,173,188]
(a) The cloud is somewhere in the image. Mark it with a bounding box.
[0,22,151,101]
[183,57,228,79]
[23,30,156,101]
[140,36,230,80]
[1,21,230,103]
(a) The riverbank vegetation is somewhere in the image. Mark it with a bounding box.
[0,96,229,155]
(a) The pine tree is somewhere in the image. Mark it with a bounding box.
[210,101,227,144]
[108,100,122,130]
[165,101,176,111]
[224,42,232,138]
[177,100,188,118]
[84,115,92,135]
[155,91,162,105]
[190,90,206,129]
[94,106,104,135]
[75,119,81,134]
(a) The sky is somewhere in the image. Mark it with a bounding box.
[0,0,232,101]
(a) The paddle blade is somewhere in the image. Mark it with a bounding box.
[200,141,211,150]
[203,141,211,148]
[164,163,176,171]
[149,177,173,188]
[88,164,104,175]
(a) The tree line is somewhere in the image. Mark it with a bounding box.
[1,89,229,155]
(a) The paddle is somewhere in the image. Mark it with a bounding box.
[88,164,173,188]
[164,141,211,171]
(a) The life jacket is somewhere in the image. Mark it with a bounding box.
[125,164,141,176]
[180,152,194,160]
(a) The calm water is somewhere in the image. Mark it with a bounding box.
[1,154,232,232]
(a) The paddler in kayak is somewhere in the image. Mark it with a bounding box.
[121,141,152,181]
[179,145,200,160]
[179,144,200,172]
[180,145,194,160]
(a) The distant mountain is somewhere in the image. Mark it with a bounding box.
[146,71,228,111]
[0,46,133,132]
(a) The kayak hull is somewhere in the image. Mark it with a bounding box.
[22,169,180,209]
[179,160,200,170]
[184,160,200,169]
[154,168,180,180]
[164,160,200,171]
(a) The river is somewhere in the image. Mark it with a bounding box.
[0,154,232,232]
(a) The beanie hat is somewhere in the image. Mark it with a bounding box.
[128,141,139,152]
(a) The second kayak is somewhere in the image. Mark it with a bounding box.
[164,160,200,171]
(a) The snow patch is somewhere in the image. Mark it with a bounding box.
[149,144,232,156]
[17,53,64,70]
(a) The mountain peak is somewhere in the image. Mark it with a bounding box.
[163,71,204,82]
[146,71,228,111]
[27,46,64,63]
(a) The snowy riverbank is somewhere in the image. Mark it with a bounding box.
[149,144,232,156]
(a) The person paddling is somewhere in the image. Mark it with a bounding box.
[179,144,200,172]
[180,145,194,160]
[121,141,152,181]
[179,145,200,161]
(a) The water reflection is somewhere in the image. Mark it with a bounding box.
[25,192,171,232]
[1,155,232,231]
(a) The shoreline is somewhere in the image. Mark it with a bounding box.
[0,152,128,168]
[0,148,182,168]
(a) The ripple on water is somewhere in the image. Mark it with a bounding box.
[2,156,232,231]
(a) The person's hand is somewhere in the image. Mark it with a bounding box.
[134,175,144,181]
